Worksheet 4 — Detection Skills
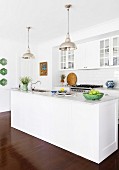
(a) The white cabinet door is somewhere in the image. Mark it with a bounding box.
[75,43,86,69]
[75,40,100,69]
[85,40,100,69]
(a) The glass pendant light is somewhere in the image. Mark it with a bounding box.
[59,4,77,51]
[22,27,35,59]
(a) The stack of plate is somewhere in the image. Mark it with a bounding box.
[57,90,67,95]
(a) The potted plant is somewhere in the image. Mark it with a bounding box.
[19,76,32,91]
[60,74,66,85]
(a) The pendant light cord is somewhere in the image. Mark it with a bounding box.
[27,27,31,49]
[67,8,69,35]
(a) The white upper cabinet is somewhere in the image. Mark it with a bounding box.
[75,40,100,69]
[59,50,75,70]
[85,40,100,69]
[59,36,119,71]
[100,35,119,67]
[111,36,119,66]
[75,43,85,69]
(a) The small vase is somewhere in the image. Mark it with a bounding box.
[22,84,28,91]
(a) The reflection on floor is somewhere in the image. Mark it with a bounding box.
[0,111,119,170]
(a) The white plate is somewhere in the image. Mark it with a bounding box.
[57,93,65,95]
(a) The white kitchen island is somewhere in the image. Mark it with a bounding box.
[11,90,118,164]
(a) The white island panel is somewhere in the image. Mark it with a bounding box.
[99,100,118,162]
[11,90,118,164]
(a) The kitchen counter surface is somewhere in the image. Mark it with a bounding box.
[12,89,119,105]
[98,87,119,91]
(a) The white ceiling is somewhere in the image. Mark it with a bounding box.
[0,0,119,44]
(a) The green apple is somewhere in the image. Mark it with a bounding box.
[88,89,101,95]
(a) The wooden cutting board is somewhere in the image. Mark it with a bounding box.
[67,73,77,86]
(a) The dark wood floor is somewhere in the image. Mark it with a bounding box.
[0,112,119,170]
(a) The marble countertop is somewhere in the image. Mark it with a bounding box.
[11,89,119,105]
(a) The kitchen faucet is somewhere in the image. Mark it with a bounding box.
[31,80,41,90]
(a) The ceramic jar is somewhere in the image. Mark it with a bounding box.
[105,80,115,88]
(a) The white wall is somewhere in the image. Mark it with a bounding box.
[34,42,53,90]
[0,38,25,112]
[60,68,119,88]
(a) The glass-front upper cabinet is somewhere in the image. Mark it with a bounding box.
[100,36,119,67]
[111,36,119,66]
[100,38,110,67]
[60,50,74,70]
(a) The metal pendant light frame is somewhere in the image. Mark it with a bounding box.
[59,4,77,51]
[22,27,35,59]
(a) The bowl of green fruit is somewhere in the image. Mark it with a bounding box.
[83,89,104,100]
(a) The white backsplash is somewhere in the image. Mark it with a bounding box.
[61,67,119,88]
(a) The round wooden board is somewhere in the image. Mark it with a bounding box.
[67,73,77,86]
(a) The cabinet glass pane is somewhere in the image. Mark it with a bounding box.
[113,37,119,47]
[68,62,74,69]
[61,51,66,55]
[113,57,119,66]
[63,56,66,62]
[105,48,109,53]
[113,57,117,65]
[100,59,104,66]
[105,52,109,58]
[68,55,72,61]
[100,53,104,58]
[105,39,109,48]
[104,58,109,66]
[100,41,104,48]
[100,49,104,54]
[68,55,74,61]
[61,63,66,69]
[61,56,63,62]
[113,47,119,56]
[61,63,63,69]
[68,51,73,55]
[63,63,66,69]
